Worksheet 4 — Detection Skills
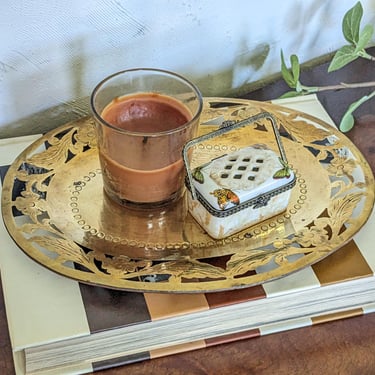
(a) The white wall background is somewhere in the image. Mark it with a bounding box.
[1,0,375,137]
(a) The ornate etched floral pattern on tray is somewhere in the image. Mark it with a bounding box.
[2,98,374,292]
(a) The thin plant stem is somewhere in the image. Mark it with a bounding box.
[301,81,375,93]
[315,81,375,91]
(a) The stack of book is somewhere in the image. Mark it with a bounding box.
[0,95,374,375]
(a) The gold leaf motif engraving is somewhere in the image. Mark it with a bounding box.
[100,255,152,277]
[133,258,226,282]
[31,236,93,268]
[1,99,373,292]
[327,155,357,182]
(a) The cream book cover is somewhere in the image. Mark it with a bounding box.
[0,95,374,375]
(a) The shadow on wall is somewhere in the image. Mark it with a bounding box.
[194,42,271,98]
[1,0,360,138]
[0,41,272,139]
[0,98,91,139]
[1,38,90,139]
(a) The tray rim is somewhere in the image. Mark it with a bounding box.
[1,97,374,293]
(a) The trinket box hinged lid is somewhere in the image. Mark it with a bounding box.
[182,111,296,217]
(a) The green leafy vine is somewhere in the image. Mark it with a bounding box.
[280,1,375,132]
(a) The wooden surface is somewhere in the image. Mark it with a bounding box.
[1,51,375,375]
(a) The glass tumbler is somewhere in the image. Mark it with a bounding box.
[91,68,203,208]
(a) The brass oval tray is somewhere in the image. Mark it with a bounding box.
[2,98,374,292]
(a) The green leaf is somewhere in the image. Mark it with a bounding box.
[339,93,374,132]
[339,112,355,133]
[279,91,304,99]
[192,167,204,184]
[290,54,300,83]
[328,45,358,72]
[355,24,374,52]
[342,1,363,45]
[273,168,290,179]
[280,50,296,88]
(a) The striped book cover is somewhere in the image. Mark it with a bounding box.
[0,95,374,375]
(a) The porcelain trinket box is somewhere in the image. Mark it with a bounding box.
[183,112,296,239]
